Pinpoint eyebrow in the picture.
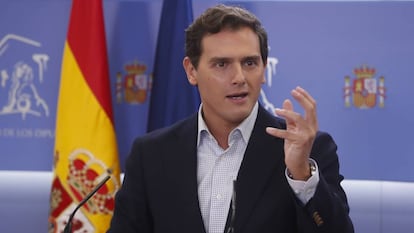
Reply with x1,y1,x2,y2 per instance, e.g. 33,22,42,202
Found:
241,55,261,62
209,55,261,63
209,57,231,63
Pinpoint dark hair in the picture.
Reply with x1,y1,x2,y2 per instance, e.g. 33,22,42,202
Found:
185,4,268,68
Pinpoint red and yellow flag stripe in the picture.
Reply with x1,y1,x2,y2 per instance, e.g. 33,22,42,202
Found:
49,0,120,232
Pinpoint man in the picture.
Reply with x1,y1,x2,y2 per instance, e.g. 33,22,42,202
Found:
107,4,354,233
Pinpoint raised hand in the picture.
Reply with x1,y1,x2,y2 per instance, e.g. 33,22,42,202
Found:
265,86,318,180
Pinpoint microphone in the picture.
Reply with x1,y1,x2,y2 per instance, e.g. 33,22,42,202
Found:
226,180,236,233
63,175,111,233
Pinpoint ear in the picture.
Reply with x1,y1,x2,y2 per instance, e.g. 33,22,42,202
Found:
261,63,267,84
183,57,198,86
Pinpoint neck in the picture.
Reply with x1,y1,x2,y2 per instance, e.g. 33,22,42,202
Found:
205,120,235,150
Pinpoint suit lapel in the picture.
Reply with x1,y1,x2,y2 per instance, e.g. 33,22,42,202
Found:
234,106,285,232
162,115,206,233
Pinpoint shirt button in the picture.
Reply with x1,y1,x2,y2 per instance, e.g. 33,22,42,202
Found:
216,194,222,200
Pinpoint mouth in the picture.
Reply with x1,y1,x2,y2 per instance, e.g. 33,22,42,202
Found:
226,92,248,100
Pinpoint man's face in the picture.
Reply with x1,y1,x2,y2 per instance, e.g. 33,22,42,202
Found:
184,26,266,128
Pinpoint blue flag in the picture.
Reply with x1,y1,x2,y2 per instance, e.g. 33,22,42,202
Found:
147,0,200,132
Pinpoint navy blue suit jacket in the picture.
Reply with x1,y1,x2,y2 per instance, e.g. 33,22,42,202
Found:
108,105,354,233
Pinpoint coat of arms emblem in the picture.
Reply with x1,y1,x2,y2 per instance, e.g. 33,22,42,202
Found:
115,61,151,104
344,65,386,108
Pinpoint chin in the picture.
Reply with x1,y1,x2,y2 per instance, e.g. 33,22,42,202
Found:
228,108,251,123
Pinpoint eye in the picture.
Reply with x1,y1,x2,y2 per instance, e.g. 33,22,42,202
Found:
245,60,255,66
215,61,227,68
244,58,258,67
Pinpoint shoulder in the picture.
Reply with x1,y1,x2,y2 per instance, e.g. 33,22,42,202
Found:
133,112,198,146
313,131,337,151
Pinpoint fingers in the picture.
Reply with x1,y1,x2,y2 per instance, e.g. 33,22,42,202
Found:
294,86,316,108
269,86,318,139
291,86,318,127
265,125,302,141
277,100,298,128
275,86,317,128
291,87,315,115
282,99,293,111
266,126,287,138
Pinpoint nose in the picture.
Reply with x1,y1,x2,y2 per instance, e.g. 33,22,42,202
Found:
231,64,246,85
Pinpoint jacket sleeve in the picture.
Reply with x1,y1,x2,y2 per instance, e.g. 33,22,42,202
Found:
107,138,153,233
295,131,354,233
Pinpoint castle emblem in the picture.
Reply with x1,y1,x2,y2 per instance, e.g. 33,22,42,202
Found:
49,148,120,233
67,148,119,215
115,61,152,104
344,65,386,108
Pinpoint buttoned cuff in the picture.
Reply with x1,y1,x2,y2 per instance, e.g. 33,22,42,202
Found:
285,158,319,204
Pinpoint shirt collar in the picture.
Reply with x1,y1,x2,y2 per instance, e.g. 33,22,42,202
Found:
197,102,259,146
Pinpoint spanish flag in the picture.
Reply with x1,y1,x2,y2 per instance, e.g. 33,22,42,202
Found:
48,0,121,232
